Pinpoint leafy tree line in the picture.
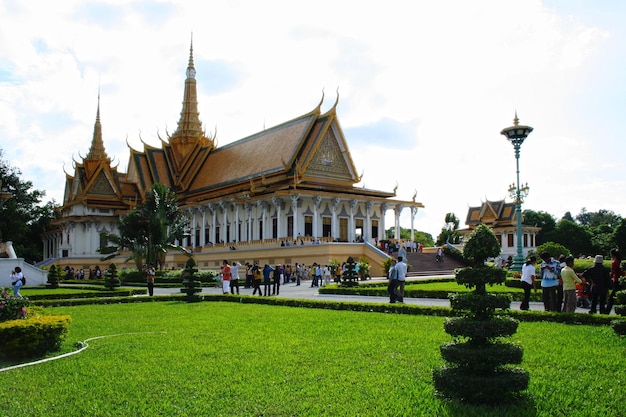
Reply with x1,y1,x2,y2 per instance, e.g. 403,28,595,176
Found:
384,227,434,247
436,207,626,258
0,150,57,264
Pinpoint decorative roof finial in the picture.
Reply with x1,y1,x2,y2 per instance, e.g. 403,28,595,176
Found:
186,33,196,79
513,110,519,126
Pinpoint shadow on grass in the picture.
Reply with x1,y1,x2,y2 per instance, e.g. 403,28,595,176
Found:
440,392,536,417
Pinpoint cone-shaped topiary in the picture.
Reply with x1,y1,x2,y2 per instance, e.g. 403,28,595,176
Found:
181,257,202,302
612,276,626,335
433,224,529,404
103,264,121,290
46,265,61,288
341,256,359,287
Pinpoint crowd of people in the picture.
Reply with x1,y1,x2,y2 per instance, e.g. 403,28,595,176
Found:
218,260,357,296
520,249,622,314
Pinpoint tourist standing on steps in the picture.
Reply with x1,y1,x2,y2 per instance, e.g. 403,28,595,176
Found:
582,255,612,314
146,263,155,296
395,256,407,303
221,259,232,294
230,261,241,295
520,256,536,310
540,252,561,312
561,255,582,313
388,259,398,303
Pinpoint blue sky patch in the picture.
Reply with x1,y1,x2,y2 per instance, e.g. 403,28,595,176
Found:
195,59,241,95
344,117,418,149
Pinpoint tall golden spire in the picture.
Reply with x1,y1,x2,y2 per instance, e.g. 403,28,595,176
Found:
86,91,110,162
171,35,203,142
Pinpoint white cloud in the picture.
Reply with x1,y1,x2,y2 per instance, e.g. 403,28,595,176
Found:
0,0,623,239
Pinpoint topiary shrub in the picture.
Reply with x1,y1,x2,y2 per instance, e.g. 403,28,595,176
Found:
341,256,359,287
433,224,529,404
46,265,61,288
180,257,202,302
0,313,71,359
103,264,121,290
612,276,626,336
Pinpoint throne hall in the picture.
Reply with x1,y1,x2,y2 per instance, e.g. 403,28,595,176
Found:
43,42,423,275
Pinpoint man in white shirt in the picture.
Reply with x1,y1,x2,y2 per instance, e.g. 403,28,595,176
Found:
395,256,408,303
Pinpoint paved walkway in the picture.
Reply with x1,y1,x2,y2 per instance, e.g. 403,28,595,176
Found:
146,275,575,313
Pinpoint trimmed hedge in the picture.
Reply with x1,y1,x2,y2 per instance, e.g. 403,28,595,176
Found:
432,366,530,404
440,340,524,370
443,316,520,340
0,314,71,359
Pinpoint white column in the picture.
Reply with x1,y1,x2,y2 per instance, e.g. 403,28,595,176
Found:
257,200,266,240
394,204,404,240
234,203,240,243
313,195,322,239
208,203,216,244
199,206,206,246
365,201,373,243
410,206,418,243
349,199,358,242
189,208,196,246
291,194,300,240
220,201,229,243
245,203,252,241
331,197,340,239
380,203,388,240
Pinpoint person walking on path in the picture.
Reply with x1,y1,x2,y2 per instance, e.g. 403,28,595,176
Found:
272,264,281,295
230,261,241,295
540,252,561,312
252,264,263,296
520,256,537,310
146,263,155,296
583,255,612,314
221,259,232,295
395,256,407,303
263,264,274,296
607,248,623,313
10,267,24,298
561,255,582,313
388,259,398,303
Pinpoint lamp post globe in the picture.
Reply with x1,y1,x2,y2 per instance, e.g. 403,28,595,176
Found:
500,113,533,272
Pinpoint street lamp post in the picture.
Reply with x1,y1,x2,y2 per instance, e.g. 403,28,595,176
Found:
500,113,533,271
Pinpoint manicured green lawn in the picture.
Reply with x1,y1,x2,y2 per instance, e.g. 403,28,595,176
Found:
1,302,624,416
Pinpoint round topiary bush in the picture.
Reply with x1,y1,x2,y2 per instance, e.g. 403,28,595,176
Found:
433,224,529,403
103,263,121,290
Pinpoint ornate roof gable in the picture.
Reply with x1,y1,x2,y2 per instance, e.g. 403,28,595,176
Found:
298,103,359,184
466,199,517,227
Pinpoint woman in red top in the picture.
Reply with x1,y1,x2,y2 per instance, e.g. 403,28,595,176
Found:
221,259,232,294
607,248,622,313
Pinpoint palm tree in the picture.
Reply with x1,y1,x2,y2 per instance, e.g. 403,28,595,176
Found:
100,183,188,270
140,183,187,269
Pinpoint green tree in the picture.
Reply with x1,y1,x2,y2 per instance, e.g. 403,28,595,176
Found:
102,183,188,270
544,219,592,257
436,212,461,246
613,218,626,253
0,149,57,263
384,227,434,246
535,241,570,258
522,209,556,245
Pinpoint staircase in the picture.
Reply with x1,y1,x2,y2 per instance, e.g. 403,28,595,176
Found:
403,251,466,277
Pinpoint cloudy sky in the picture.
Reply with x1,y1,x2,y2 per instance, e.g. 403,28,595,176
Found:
1,0,625,239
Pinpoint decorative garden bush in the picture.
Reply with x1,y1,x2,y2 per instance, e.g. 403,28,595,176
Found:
0,289,71,360
46,265,61,288
341,256,359,287
433,224,529,404
612,275,626,336
103,263,121,290
181,257,202,302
